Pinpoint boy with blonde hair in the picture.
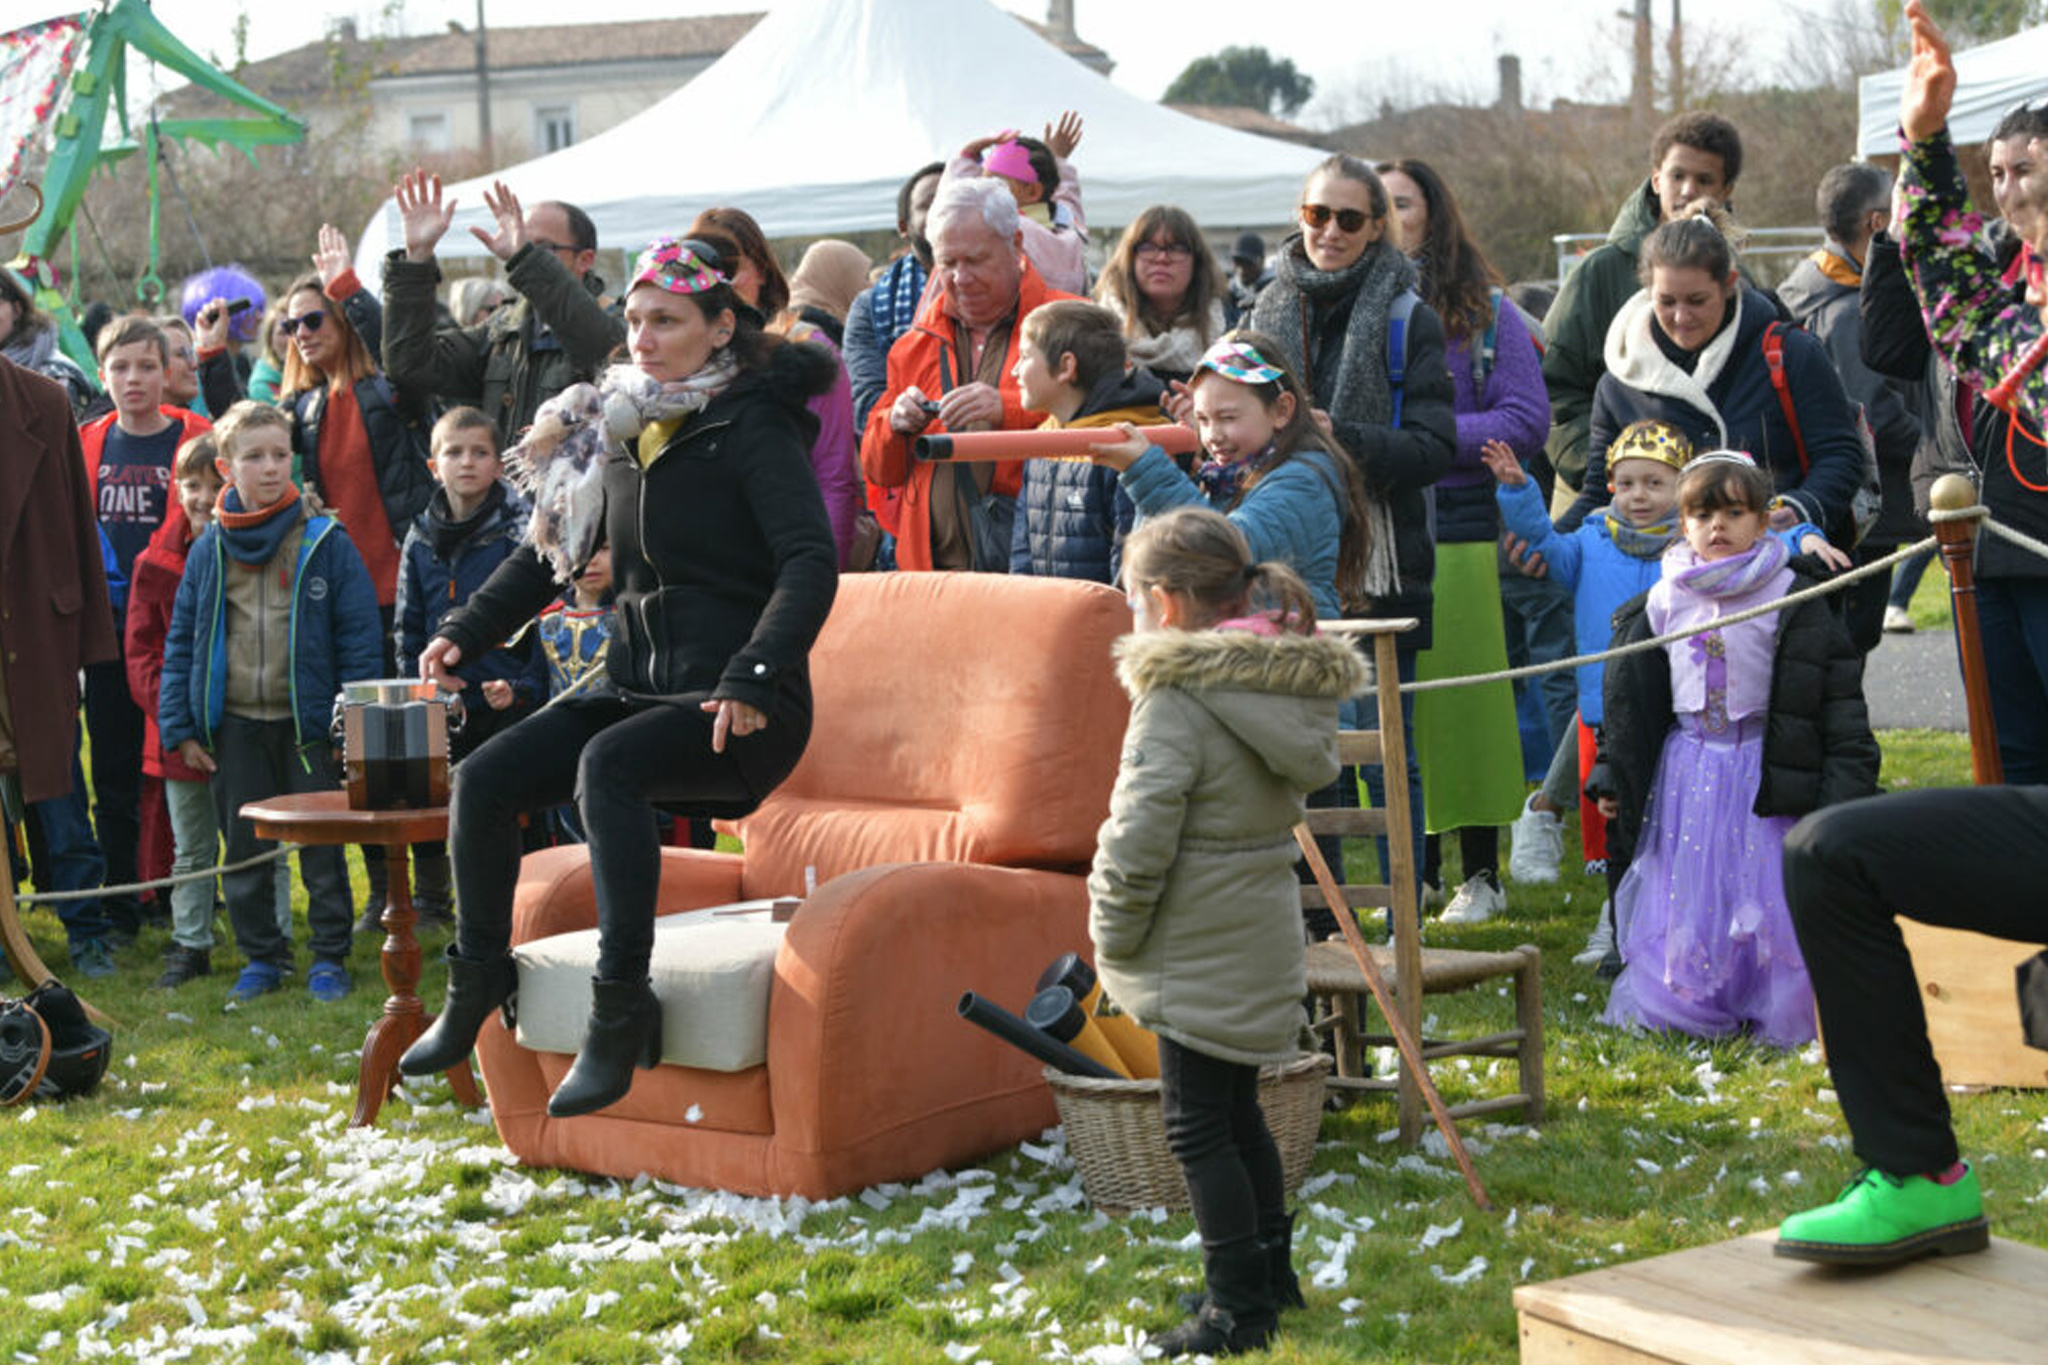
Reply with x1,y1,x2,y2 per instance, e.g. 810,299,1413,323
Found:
160,401,381,1002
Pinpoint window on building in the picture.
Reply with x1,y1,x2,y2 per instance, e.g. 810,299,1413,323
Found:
535,105,575,153
406,111,450,152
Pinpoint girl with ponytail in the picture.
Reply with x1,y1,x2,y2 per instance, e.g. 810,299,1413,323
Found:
1091,506,1367,1357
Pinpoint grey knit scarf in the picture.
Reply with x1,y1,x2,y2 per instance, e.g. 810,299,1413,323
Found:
1248,233,1413,601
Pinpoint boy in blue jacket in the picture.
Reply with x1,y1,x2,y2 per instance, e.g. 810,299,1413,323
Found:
391,406,543,924
161,401,382,1003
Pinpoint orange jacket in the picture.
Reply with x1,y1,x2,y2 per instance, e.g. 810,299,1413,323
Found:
857,259,1078,570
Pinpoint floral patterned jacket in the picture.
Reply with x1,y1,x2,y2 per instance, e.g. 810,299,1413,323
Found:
1899,127,2048,425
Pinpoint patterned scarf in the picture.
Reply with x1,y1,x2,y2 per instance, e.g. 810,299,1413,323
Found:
1249,232,1418,431
1605,513,1680,560
881,256,929,347
1194,441,1280,503
1669,534,1789,600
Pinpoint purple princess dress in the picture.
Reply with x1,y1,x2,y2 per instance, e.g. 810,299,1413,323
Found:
1602,537,1817,1048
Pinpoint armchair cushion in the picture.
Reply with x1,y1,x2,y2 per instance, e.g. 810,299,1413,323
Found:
514,903,789,1072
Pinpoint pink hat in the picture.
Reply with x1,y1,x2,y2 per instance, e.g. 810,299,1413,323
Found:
982,139,1035,183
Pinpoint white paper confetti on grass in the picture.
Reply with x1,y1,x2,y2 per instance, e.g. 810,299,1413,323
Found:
1419,1218,1462,1250
1310,1231,1356,1289
943,1345,982,1362
1431,1255,1488,1286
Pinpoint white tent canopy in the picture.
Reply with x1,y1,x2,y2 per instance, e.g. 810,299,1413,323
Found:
353,0,1325,287
1858,23,2048,157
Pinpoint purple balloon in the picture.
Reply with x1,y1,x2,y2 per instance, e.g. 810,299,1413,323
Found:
179,265,267,344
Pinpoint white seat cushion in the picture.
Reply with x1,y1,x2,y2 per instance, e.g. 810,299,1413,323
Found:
513,901,789,1072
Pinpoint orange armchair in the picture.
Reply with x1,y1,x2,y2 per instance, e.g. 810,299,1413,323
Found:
472,574,1132,1198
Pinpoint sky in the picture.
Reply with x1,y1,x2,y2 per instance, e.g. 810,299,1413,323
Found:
3,0,1859,126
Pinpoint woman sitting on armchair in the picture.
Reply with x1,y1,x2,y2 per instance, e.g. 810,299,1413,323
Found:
400,236,839,1118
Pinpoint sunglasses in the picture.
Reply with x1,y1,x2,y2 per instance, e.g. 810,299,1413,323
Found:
280,311,327,337
1300,203,1372,234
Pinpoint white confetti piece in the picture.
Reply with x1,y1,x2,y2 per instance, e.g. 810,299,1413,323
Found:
1431,1255,1488,1286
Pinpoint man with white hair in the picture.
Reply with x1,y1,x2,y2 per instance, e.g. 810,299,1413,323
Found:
860,178,1080,570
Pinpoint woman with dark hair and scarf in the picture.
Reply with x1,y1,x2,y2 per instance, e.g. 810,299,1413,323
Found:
401,237,838,1119
1095,205,1228,387
1250,154,1457,896
1374,157,1549,923
0,268,95,415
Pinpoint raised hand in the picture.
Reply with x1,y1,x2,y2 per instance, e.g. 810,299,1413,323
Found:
1044,110,1084,160
312,223,353,291
1479,438,1527,486
194,297,231,351
395,168,456,264
469,180,528,261
1900,0,1956,142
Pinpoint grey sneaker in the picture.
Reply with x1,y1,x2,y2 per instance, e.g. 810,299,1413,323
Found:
152,945,212,990
1440,869,1506,924
1573,901,1616,966
70,938,116,979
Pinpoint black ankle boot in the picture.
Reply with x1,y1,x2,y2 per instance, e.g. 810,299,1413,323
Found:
1264,1210,1306,1310
546,977,663,1118
1150,1238,1276,1358
399,947,517,1075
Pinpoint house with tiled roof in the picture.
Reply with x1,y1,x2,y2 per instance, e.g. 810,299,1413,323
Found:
173,6,1111,162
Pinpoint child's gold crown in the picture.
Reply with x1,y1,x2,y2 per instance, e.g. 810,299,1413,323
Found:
1607,420,1691,473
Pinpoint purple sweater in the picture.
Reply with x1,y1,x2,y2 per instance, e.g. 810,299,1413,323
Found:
1435,298,1549,543
801,331,866,569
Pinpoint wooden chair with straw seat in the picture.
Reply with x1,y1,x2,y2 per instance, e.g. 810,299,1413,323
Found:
1301,619,1545,1143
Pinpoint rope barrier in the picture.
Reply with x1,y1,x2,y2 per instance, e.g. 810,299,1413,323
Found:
5,506,2025,901
15,844,298,906
1397,535,1939,695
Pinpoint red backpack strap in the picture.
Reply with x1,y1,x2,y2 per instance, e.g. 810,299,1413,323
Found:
1761,322,1809,473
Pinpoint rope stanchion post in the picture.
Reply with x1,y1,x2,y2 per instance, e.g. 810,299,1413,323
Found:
1930,475,2002,785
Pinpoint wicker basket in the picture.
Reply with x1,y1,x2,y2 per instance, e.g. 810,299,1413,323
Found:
1044,1053,1332,1215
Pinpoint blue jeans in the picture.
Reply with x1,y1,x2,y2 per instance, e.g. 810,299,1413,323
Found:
13,736,113,950
1975,577,2048,785
1888,544,1936,611
1499,566,1578,756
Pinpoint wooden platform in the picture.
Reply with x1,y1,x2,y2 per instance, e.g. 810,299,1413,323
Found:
1515,1231,2048,1364
1902,922,2048,1090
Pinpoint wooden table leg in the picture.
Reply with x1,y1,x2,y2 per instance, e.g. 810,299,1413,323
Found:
351,840,476,1126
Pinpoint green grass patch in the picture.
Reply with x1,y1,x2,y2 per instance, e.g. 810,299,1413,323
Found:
2,730,2041,1362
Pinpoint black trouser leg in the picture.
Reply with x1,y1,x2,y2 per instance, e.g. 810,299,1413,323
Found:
1459,825,1499,878
1782,787,2048,1175
1159,1037,1284,1250
82,656,144,932
450,696,808,976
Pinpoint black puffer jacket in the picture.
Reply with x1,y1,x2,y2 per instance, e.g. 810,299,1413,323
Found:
438,340,840,723
1599,559,1880,868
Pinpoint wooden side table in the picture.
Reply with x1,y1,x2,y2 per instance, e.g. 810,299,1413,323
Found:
241,791,480,1126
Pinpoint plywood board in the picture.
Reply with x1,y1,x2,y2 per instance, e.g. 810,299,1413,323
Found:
1514,1232,2048,1365
1901,922,2048,1091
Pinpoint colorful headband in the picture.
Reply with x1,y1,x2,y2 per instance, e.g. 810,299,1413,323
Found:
1607,420,1692,473
1196,338,1286,386
629,236,727,296
1684,449,1759,473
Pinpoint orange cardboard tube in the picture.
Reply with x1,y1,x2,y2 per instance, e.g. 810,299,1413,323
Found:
915,424,1199,463
1026,985,1135,1078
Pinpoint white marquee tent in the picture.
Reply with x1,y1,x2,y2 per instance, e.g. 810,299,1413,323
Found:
352,0,1326,286
1857,23,2048,157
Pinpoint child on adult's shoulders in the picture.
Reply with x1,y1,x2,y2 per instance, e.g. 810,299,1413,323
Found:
1008,300,1165,584
942,111,1088,295
159,400,382,1006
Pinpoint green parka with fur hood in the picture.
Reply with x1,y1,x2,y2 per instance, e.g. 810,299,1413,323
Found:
1088,625,1369,1066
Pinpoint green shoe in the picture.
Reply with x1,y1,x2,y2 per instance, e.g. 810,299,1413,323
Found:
1775,1164,1990,1266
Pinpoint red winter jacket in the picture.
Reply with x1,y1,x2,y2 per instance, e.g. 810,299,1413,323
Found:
125,508,208,781
858,257,1076,569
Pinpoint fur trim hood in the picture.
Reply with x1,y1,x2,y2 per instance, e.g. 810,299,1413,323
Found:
737,335,840,411
1113,627,1367,791
1114,627,1369,700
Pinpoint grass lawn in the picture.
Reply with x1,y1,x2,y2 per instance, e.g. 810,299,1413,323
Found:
2,729,2042,1363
